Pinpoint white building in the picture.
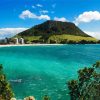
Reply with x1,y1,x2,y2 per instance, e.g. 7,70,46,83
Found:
14,38,24,44
14,38,19,44
19,38,24,44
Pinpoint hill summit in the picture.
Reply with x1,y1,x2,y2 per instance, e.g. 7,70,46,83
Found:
17,20,89,37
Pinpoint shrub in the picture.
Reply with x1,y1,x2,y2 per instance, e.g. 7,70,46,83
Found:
0,64,14,100
67,61,100,100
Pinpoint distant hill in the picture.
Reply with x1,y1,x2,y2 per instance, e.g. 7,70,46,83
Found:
16,20,89,37
12,20,98,44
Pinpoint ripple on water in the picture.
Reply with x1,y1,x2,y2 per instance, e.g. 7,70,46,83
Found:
0,45,100,100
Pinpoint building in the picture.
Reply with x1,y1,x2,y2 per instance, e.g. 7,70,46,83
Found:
19,38,24,44
0,38,9,44
14,38,19,44
14,38,24,44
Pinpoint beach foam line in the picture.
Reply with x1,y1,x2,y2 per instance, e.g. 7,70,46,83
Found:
0,44,64,47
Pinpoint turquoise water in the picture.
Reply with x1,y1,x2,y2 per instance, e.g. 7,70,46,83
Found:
0,45,100,100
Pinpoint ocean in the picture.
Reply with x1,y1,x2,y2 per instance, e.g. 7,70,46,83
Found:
0,44,100,100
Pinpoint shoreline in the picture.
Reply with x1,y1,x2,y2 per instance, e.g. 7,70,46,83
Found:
0,43,100,47
0,44,64,47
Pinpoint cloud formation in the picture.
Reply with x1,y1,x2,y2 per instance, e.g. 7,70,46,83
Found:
0,28,27,39
54,17,67,22
19,10,50,20
36,4,43,7
85,31,100,40
75,11,100,25
19,10,35,19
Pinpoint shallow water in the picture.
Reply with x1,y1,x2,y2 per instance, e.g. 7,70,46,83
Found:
0,45,100,100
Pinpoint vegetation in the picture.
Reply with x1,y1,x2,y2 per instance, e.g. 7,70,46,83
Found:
47,34,98,44
24,95,50,100
17,20,89,37
0,64,14,100
13,34,98,44
11,20,100,44
0,61,100,100
67,61,100,100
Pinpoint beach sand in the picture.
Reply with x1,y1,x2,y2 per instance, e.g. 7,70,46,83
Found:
0,44,64,47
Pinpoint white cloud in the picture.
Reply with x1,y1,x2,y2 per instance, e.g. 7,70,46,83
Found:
38,15,50,20
0,28,27,39
85,31,100,40
19,10,36,19
74,11,100,25
19,10,50,20
54,17,68,22
40,10,48,14
36,4,43,7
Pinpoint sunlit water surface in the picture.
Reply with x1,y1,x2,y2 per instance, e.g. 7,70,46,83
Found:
0,45,100,100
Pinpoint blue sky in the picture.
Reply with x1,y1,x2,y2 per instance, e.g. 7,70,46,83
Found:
0,0,100,39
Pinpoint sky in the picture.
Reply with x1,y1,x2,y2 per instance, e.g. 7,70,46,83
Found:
0,0,100,39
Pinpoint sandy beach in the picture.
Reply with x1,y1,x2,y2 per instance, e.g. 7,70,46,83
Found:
0,44,99,47
0,44,64,47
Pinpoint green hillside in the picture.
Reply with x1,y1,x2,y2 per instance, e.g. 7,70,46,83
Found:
17,20,89,37
13,20,98,44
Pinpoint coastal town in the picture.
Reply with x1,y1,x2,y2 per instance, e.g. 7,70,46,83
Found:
0,37,24,45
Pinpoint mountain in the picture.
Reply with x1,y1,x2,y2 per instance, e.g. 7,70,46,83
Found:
16,20,89,37
13,20,98,44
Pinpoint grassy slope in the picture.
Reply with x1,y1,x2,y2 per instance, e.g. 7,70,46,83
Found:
14,34,98,44
48,34,97,42
23,36,42,41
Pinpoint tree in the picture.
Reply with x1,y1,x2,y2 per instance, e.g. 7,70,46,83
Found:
0,64,14,100
93,61,100,68
67,61,100,100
